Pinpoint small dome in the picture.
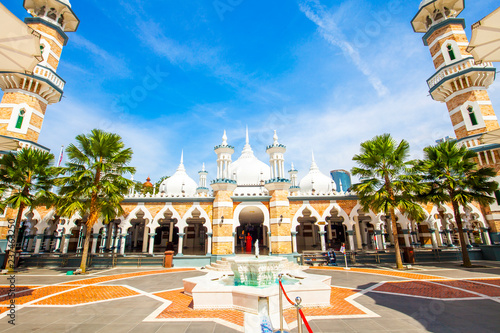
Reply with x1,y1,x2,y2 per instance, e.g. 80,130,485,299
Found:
143,177,153,188
229,130,270,186
299,153,334,193
159,152,197,196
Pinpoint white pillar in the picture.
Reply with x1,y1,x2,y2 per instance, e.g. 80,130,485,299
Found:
482,228,492,245
375,229,385,250
62,234,71,254
429,229,438,249
91,234,99,254
206,232,212,255
148,233,155,254
360,222,368,245
120,234,127,255
142,224,149,253
446,229,454,246
353,220,363,250
463,229,471,246
177,233,185,256
291,231,298,253
232,232,236,254
347,229,355,251
319,231,326,251
99,229,107,253
403,230,411,247
169,222,174,242
34,235,43,254
112,229,120,253
468,230,475,244
53,235,62,252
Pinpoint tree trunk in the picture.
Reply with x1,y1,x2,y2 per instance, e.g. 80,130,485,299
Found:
390,208,404,269
451,200,472,267
79,221,94,273
7,202,25,272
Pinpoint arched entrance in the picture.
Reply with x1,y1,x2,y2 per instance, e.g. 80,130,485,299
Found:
183,208,207,255
296,208,319,252
324,208,346,251
236,206,268,255
153,209,179,253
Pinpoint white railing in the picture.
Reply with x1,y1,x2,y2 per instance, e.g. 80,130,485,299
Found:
33,66,65,90
427,58,494,90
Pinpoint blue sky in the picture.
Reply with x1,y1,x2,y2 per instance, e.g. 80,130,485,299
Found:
5,0,500,184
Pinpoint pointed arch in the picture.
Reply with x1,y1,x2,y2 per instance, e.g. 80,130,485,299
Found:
34,209,57,233
151,203,183,231
233,202,270,233
291,202,322,231
320,202,349,226
182,203,213,233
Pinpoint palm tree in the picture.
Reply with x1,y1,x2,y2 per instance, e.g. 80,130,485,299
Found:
56,129,135,273
0,148,56,272
352,134,426,269
420,140,497,267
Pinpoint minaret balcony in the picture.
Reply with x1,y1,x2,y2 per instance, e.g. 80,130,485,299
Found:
427,57,496,102
0,65,65,103
265,178,291,184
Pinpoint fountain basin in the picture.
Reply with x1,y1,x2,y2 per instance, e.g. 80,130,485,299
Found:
183,269,331,314
227,256,287,287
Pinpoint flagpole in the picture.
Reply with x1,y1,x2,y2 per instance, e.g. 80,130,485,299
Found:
57,145,64,167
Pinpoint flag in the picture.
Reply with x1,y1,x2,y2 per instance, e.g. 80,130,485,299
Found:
57,145,64,167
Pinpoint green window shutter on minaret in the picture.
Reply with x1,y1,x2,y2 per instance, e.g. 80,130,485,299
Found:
468,107,478,126
15,110,25,129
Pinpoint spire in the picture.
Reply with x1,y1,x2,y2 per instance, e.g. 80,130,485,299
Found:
202,162,206,172
222,130,227,146
310,151,319,171
273,130,279,145
177,150,186,172
242,126,254,155
291,162,295,171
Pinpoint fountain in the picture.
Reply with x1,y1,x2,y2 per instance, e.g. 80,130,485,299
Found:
183,256,332,330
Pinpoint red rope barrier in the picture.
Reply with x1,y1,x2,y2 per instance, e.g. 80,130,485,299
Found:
279,280,295,306
279,280,314,333
299,308,314,333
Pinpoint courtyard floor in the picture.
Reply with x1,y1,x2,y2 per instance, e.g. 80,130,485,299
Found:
0,261,499,332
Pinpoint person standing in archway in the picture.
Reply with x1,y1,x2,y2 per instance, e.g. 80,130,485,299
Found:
246,232,252,253
239,230,246,253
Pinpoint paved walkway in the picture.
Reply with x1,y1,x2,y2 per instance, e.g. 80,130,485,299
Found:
0,262,498,332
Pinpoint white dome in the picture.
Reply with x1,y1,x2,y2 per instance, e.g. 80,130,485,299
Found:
299,153,334,193
159,153,197,196
229,132,270,186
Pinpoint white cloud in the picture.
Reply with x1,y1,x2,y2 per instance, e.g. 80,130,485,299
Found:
70,34,131,78
299,0,389,97
37,97,171,182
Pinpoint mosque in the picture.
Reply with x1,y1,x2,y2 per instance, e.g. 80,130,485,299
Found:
0,0,498,262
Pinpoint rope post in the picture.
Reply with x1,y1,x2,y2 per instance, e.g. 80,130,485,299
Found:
278,273,284,332
295,296,303,333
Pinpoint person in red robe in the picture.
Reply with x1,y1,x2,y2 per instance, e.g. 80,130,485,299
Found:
246,233,252,253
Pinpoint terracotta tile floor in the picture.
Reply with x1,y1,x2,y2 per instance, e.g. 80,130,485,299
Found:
0,286,76,305
33,285,139,305
154,289,245,327
283,287,365,323
373,281,479,298
0,286,40,297
471,278,500,287
434,279,500,297
62,268,196,286
309,266,445,280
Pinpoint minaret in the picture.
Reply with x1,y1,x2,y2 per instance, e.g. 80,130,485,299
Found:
288,163,299,192
265,131,291,254
412,0,500,242
411,0,497,144
0,0,79,146
266,130,287,181
197,163,209,195
211,131,237,255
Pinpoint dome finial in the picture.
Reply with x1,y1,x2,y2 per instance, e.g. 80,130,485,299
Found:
273,130,279,145
177,150,186,172
222,130,227,146
291,162,295,170
242,126,254,156
310,151,319,170
202,162,206,172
